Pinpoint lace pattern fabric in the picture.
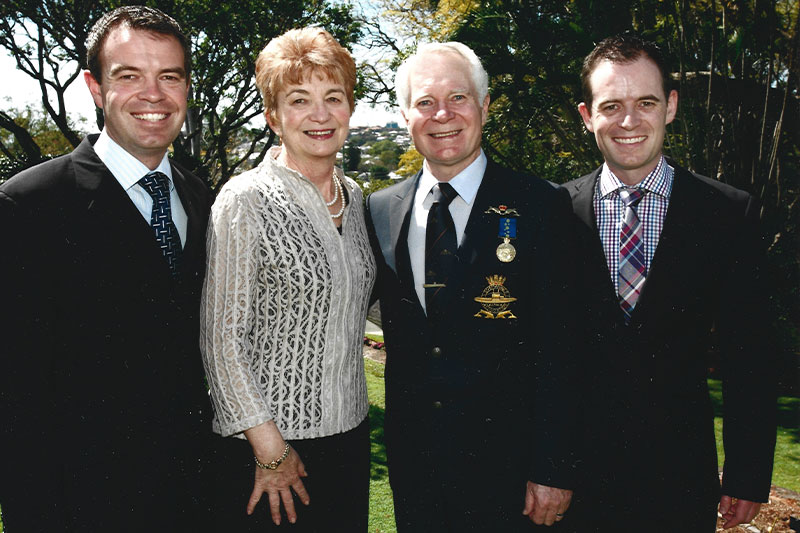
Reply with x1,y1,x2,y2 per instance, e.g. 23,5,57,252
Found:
200,150,376,439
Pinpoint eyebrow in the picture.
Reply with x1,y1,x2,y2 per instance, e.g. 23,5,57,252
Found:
596,93,662,107
107,64,186,78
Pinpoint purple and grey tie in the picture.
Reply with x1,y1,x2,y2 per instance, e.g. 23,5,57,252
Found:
618,188,646,324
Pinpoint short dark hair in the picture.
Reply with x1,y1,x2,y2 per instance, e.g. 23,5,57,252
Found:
581,34,671,110
86,5,191,81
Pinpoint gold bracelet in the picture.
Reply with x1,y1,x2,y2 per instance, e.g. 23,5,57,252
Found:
254,443,290,470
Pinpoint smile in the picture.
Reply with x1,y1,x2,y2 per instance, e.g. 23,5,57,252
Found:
614,136,646,144
132,113,168,122
430,130,460,139
306,129,335,137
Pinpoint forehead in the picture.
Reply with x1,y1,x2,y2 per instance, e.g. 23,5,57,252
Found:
407,51,474,95
100,26,184,64
589,56,666,103
283,69,345,91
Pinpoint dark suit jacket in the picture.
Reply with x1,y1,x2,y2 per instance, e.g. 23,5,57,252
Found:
0,135,214,531
366,159,580,529
563,163,776,530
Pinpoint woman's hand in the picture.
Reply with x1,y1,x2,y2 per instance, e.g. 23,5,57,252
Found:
244,422,310,524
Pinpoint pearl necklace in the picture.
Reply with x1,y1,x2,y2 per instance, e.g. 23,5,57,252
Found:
329,174,346,219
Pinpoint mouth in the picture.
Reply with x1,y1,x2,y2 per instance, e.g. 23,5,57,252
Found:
306,129,335,139
430,130,460,139
132,113,169,122
613,136,646,145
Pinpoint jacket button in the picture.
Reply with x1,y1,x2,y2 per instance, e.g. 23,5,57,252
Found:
432,401,443,409
431,346,442,358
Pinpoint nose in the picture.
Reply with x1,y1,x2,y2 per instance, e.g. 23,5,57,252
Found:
310,100,332,122
139,77,165,103
432,101,454,122
620,107,641,129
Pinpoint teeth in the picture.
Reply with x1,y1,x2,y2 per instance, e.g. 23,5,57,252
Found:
307,130,334,137
431,130,459,138
615,136,646,144
133,113,167,122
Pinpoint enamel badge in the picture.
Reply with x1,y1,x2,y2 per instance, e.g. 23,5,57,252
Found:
485,205,519,263
474,275,517,319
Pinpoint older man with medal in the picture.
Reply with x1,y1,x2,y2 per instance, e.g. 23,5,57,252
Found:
366,41,582,532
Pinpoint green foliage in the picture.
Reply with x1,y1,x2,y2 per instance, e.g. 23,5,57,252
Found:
0,0,361,190
344,142,362,172
370,165,389,181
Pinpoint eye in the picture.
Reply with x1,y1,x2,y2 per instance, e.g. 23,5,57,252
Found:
327,96,342,103
640,100,656,108
416,99,432,108
602,103,619,112
452,94,466,102
292,98,306,105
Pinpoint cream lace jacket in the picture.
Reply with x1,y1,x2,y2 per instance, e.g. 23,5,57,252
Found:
200,150,376,440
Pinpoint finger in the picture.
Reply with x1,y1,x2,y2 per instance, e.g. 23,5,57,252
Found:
293,477,311,506
522,487,535,516
718,494,732,516
268,490,283,525
281,488,298,524
246,484,263,516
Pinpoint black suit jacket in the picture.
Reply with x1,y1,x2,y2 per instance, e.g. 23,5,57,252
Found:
0,136,214,531
563,163,776,528
366,159,580,528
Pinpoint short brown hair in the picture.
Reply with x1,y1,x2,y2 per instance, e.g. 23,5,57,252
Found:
581,34,671,111
86,5,191,81
255,27,356,120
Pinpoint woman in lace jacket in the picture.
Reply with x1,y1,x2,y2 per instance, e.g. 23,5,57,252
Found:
200,27,376,531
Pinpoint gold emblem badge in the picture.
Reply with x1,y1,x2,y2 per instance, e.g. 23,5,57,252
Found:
474,275,517,319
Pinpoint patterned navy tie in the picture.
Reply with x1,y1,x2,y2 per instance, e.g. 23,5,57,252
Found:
424,182,458,316
618,188,646,323
139,171,182,276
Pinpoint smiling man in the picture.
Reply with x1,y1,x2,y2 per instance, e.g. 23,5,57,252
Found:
564,34,776,532
0,6,214,530
366,42,581,531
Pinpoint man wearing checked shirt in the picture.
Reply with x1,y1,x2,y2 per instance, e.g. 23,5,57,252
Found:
563,34,776,532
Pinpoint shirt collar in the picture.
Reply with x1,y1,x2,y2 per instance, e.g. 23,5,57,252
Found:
94,129,174,192
418,149,486,205
598,155,671,199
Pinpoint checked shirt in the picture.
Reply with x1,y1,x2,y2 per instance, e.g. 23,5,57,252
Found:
594,156,674,304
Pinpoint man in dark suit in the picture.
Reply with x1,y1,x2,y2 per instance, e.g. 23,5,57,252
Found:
563,34,776,532
366,42,579,531
0,6,213,530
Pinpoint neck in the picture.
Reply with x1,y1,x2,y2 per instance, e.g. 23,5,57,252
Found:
277,148,335,188
609,157,662,187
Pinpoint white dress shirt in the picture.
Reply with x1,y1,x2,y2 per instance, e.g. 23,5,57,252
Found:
409,150,487,311
93,130,188,245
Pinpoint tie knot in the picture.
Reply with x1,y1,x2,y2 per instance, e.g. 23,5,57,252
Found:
619,187,645,207
431,182,457,207
139,171,171,200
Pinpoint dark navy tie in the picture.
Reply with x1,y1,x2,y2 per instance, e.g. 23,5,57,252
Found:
424,182,458,316
138,171,182,276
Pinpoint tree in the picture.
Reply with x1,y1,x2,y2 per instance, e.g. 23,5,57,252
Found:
0,103,76,182
0,0,361,190
344,141,362,171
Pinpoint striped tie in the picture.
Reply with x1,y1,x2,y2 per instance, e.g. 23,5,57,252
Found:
618,188,646,323
139,171,182,276
424,182,458,316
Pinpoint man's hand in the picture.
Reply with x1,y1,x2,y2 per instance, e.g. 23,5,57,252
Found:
719,495,761,529
522,481,573,526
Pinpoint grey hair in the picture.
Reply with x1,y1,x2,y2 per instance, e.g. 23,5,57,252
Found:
394,42,489,112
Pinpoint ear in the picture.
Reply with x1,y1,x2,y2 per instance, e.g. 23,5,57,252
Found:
84,71,104,109
265,110,281,136
480,94,490,126
665,89,678,125
578,102,594,133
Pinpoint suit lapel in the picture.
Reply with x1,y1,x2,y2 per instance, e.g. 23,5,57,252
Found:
631,166,700,320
